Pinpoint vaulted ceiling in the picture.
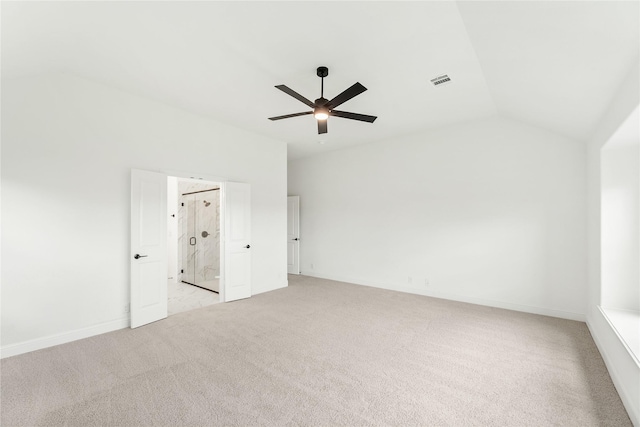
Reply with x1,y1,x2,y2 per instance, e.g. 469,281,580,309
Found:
2,1,638,159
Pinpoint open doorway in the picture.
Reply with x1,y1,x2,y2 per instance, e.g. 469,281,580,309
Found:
168,176,221,316
131,169,252,328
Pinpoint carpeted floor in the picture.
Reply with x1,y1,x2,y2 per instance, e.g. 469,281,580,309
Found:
0,275,631,426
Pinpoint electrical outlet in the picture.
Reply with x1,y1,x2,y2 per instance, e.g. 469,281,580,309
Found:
408,276,413,284
124,304,130,314
425,278,430,287
310,263,314,270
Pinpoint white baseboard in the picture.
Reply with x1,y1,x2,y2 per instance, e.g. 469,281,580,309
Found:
2,279,289,360
1,317,130,359
587,309,640,426
301,270,585,322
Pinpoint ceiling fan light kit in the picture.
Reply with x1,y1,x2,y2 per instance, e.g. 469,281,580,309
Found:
314,107,329,120
269,66,377,135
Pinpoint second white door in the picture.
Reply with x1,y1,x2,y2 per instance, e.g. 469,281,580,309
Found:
222,182,252,302
287,196,300,274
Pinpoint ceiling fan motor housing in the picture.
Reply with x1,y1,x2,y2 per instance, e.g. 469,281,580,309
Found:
317,66,329,78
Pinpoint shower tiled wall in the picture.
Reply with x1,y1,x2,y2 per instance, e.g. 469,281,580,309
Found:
194,190,220,282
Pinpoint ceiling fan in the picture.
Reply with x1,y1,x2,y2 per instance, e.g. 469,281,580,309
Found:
269,66,377,134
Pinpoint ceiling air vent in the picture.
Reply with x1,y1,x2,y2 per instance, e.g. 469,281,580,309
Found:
430,74,451,87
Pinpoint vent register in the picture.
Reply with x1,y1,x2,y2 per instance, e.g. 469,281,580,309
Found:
430,74,451,86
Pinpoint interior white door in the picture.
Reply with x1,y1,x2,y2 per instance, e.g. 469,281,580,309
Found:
222,182,251,302
130,169,168,328
287,196,300,274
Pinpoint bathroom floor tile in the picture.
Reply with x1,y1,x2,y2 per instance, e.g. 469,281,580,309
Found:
168,281,219,316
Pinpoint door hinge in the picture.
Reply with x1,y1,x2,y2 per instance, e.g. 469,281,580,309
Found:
181,202,184,206
181,269,184,273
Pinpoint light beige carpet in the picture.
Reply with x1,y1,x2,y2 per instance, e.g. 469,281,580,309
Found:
1,275,631,426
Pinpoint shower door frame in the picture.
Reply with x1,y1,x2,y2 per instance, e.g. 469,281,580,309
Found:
170,174,225,297
180,185,221,293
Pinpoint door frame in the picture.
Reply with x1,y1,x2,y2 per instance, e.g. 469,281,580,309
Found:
131,169,243,328
163,170,229,303
132,168,253,327
287,196,301,274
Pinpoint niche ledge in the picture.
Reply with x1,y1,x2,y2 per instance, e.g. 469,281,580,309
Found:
599,306,640,367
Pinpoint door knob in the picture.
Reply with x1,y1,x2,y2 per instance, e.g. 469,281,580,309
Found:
245,245,251,249
293,238,299,241
134,254,148,259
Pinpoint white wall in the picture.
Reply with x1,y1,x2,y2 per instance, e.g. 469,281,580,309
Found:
288,116,587,319
601,140,639,311
586,61,640,425
1,73,288,355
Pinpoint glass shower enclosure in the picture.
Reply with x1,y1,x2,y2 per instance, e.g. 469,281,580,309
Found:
180,187,220,293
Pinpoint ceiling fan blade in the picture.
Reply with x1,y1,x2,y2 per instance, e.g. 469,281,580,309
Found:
330,110,377,123
275,85,316,108
327,82,367,109
268,111,313,121
318,120,327,134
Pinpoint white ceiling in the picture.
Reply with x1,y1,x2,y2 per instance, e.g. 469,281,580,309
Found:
2,1,638,159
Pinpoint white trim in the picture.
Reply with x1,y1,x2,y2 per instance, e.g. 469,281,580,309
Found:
301,270,586,322
587,309,639,426
0,317,130,359
0,278,288,360
162,169,227,184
